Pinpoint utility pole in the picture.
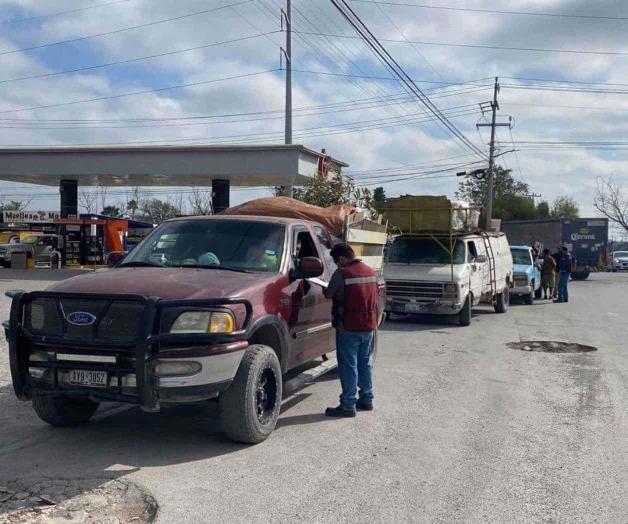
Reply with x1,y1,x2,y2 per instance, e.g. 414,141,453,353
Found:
284,0,292,145
477,77,511,230
279,0,293,198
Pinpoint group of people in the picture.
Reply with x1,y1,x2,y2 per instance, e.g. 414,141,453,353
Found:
538,246,574,303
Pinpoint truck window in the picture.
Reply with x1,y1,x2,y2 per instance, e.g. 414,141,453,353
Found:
122,219,285,272
511,248,532,265
467,241,478,262
294,230,319,260
389,237,465,264
313,226,337,272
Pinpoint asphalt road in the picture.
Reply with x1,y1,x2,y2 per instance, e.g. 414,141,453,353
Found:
1,269,628,522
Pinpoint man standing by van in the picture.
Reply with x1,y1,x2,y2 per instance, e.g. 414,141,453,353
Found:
555,246,573,303
323,243,378,417
540,248,556,300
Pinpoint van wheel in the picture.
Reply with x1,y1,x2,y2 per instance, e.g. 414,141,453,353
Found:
458,295,472,326
494,288,509,313
524,288,534,305
219,344,282,444
32,395,99,427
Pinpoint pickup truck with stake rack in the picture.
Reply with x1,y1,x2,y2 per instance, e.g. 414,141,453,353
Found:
4,209,385,444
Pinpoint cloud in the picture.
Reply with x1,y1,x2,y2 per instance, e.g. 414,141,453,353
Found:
0,0,627,217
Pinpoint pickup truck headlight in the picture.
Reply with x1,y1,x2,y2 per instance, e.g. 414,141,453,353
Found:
170,311,235,334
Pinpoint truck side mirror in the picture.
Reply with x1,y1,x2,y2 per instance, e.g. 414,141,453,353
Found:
291,256,324,279
107,251,126,267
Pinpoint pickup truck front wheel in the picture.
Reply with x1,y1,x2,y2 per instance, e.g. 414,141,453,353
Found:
219,344,282,444
32,395,99,427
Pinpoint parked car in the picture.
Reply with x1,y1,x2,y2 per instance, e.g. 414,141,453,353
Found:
0,234,62,268
509,245,542,304
384,232,513,326
608,251,628,272
4,215,385,444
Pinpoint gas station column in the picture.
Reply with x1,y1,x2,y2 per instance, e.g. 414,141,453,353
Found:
212,179,230,214
59,179,78,218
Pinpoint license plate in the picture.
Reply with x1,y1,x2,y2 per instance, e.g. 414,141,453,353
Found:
67,369,107,387
405,303,424,313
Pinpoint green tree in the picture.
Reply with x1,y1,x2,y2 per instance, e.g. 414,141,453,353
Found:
142,199,181,223
278,172,376,213
0,199,29,211
373,186,386,204
456,166,536,220
550,197,579,219
536,201,550,218
102,205,122,218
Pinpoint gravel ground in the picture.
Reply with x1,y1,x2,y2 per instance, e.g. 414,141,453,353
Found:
1,269,627,522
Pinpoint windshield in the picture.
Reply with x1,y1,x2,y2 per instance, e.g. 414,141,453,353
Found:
388,237,466,264
20,236,40,245
511,248,532,266
614,251,628,258
121,219,285,272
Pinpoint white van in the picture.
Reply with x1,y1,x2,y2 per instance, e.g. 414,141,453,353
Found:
384,232,514,325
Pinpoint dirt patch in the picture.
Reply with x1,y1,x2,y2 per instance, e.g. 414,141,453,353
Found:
507,341,598,353
0,478,157,523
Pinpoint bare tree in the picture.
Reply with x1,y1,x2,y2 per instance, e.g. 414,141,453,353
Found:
188,187,213,215
594,176,628,232
79,189,98,214
98,184,108,214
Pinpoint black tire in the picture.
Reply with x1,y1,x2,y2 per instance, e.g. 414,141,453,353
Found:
219,344,282,444
32,395,99,427
495,288,510,313
458,294,472,326
524,289,534,305
534,284,542,299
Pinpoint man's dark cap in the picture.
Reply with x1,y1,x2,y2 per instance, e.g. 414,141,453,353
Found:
330,243,355,259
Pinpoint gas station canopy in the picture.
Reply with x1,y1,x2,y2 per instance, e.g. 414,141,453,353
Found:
0,144,348,187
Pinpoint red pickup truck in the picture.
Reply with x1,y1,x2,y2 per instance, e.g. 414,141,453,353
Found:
5,215,385,443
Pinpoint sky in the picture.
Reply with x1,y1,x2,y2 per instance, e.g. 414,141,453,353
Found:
0,0,627,219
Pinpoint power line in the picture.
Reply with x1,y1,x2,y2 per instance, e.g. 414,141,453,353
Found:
0,106,481,146
330,0,487,159
0,0,252,57
350,0,628,22
0,69,279,115
0,101,479,130
294,30,628,57
1,0,133,26
0,32,280,85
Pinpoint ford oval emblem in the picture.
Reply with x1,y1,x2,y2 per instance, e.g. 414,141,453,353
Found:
66,311,97,326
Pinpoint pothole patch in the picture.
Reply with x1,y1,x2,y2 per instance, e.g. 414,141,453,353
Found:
0,478,157,523
507,341,598,353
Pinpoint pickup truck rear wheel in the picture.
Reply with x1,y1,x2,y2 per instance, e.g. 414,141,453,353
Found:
219,344,282,444
494,288,510,313
32,395,99,427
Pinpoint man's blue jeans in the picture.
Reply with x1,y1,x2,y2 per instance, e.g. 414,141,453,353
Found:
336,331,374,411
558,272,570,302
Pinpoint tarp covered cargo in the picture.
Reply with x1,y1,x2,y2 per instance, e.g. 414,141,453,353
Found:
381,195,480,233
220,196,353,237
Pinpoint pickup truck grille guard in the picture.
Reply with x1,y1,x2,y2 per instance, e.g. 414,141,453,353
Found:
6,291,253,412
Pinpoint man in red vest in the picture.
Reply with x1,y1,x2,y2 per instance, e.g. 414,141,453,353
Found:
323,243,378,417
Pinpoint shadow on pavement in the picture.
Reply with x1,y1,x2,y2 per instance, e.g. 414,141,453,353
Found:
0,366,335,513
